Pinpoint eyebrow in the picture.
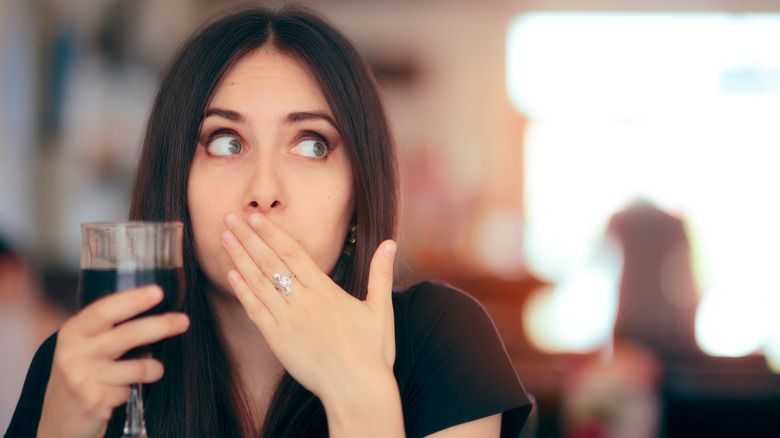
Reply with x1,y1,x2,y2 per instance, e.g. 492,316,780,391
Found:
284,111,338,131
203,108,245,123
203,108,339,132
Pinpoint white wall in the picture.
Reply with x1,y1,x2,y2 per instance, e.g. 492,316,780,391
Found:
0,0,38,255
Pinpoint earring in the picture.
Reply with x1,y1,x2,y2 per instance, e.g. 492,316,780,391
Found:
342,224,357,256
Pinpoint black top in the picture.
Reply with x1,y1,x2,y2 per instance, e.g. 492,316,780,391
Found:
6,281,532,437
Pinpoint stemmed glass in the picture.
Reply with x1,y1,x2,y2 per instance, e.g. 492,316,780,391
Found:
78,222,185,438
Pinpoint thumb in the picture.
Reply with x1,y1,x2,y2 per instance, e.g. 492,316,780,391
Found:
365,240,397,313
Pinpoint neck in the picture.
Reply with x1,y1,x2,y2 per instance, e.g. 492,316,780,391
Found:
208,288,284,429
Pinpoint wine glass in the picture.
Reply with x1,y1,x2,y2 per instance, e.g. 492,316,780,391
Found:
78,222,185,438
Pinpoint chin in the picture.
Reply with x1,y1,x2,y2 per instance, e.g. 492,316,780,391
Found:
298,240,337,273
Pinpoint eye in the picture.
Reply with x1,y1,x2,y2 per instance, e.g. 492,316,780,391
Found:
292,138,330,158
207,136,243,156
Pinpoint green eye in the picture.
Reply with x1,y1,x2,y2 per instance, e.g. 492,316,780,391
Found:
295,139,329,158
312,141,327,157
208,137,243,156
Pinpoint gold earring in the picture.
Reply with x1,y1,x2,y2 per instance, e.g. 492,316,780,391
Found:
342,224,357,256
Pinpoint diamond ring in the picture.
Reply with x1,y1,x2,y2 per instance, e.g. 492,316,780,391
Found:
272,273,294,295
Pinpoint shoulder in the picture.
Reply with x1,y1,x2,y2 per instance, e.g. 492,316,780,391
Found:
21,332,56,378
32,332,57,367
5,332,58,436
391,282,533,437
392,280,505,360
392,280,489,324
392,280,499,348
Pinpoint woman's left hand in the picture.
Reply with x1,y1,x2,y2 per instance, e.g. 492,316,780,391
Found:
220,212,397,402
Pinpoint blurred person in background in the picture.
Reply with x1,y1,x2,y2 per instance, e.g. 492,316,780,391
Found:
0,235,67,432
6,6,532,438
608,199,699,362
560,199,698,438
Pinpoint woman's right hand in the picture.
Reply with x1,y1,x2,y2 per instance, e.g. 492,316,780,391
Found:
37,285,190,438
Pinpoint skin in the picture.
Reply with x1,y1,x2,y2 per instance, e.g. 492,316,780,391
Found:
187,48,355,304
194,48,500,437
188,47,402,435
36,48,500,438
38,286,190,438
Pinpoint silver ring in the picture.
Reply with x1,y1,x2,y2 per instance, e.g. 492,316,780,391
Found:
272,273,294,295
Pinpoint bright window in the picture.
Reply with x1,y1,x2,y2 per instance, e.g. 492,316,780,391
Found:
509,13,780,357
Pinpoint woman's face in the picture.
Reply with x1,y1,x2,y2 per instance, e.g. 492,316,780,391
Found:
187,48,355,294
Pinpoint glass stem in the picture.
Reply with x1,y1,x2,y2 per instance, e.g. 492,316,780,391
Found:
122,383,148,438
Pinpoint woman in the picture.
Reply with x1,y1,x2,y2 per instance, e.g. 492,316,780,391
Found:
7,6,532,438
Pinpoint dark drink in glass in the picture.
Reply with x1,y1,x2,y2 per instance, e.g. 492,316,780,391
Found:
78,221,184,438
78,267,185,358
78,267,185,318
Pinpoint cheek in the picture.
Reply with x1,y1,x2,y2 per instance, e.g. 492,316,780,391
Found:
186,169,242,292
188,165,232,224
187,171,228,260
187,181,209,257
187,176,210,232
303,190,354,273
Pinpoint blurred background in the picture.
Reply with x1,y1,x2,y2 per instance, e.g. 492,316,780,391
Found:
3,0,780,436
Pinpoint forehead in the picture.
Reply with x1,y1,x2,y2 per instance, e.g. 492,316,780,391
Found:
210,49,330,112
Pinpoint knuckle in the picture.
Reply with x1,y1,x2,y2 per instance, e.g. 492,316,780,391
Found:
231,247,249,264
66,368,90,391
55,349,77,368
374,261,393,279
258,258,277,273
79,389,105,414
279,244,299,261
244,299,264,315
248,275,266,292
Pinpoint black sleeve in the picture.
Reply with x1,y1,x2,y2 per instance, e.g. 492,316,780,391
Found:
4,333,57,438
393,282,533,438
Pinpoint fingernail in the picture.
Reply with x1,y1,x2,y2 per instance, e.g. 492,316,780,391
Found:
224,213,240,229
175,314,190,330
383,241,397,257
249,214,263,229
228,270,242,284
222,231,238,248
147,285,163,300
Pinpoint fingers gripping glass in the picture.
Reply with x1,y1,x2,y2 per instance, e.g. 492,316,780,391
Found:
78,222,185,438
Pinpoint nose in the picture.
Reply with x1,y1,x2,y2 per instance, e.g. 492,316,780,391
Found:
242,155,284,214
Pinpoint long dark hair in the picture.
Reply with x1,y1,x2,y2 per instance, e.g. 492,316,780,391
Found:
123,6,398,437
